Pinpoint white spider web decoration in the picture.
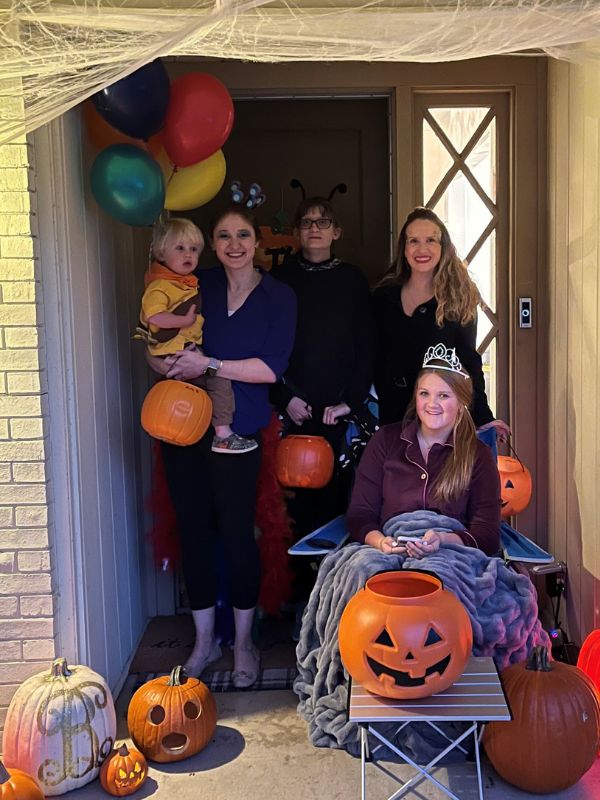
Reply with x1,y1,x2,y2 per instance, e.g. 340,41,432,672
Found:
2,0,600,145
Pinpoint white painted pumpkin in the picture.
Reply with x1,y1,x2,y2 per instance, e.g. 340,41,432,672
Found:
3,657,116,796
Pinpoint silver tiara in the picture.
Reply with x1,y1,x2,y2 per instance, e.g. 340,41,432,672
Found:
422,344,468,378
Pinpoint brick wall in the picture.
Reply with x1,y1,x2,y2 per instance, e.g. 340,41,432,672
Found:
0,125,55,731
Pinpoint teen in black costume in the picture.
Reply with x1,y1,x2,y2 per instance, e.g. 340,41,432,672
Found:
272,195,374,600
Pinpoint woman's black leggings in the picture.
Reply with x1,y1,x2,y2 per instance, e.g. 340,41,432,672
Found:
160,432,262,610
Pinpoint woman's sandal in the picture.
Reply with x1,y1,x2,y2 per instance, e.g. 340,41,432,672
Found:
183,641,222,678
232,646,260,689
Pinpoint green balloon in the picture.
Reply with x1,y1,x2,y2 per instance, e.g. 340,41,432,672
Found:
91,144,165,226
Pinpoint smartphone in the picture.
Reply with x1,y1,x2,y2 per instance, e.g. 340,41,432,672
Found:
393,535,424,543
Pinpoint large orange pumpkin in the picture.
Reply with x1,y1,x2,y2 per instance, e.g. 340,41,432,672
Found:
497,455,532,518
483,646,600,793
0,761,44,800
275,435,334,489
339,570,472,699
141,380,212,446
127,666,217,763
100,743,148,796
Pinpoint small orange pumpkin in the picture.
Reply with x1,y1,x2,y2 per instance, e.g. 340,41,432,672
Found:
275,435,334,489
497,455,532,518
339,570,473,699
127,666,217,763
141,380,212,446
0,760,44,800
100,743,147,796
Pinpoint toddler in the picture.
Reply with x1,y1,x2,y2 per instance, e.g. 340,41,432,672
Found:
137,217,257,454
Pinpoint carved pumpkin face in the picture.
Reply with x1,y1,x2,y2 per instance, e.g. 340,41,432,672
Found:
339,571,473,699
127,667,216,763
100,744,147,797
497,456,532,518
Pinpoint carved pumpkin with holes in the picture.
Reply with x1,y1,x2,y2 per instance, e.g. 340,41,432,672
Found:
339,571,472,699
497,456,532,518
126,666,216,763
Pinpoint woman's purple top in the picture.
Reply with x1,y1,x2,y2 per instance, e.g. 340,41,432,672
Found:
199,266,297,436
346,419,501,555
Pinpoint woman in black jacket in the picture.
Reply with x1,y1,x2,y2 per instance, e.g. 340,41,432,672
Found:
373,206,509,437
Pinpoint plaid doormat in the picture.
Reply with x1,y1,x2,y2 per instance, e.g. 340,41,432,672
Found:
127,666,298,695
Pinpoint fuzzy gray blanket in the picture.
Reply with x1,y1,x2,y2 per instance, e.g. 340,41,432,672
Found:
293,510,549,760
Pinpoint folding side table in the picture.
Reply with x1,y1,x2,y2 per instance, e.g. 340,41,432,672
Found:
348,655,511,800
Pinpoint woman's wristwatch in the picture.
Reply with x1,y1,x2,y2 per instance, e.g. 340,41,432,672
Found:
205,357,223,377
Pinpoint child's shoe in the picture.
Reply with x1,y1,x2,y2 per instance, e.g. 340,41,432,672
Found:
211,433,258,454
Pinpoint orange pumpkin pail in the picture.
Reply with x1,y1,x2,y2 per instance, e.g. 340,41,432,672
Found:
339,570,473,699
141,380,212,446
497,455,532,518
275,434,334,489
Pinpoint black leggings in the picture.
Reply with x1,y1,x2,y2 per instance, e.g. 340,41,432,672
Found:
161,432,262,610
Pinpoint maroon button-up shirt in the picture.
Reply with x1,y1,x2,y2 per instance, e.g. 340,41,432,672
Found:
346,419,501,555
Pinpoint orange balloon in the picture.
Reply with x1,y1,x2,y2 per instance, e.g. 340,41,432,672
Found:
83,102,163,157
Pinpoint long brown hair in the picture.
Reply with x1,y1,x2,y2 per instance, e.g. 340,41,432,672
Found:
383,207,482,326
405,363,478,502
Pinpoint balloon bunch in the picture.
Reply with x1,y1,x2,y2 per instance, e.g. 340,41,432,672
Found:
87,60,233,226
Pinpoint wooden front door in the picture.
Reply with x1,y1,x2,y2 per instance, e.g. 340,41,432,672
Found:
170,55,546,536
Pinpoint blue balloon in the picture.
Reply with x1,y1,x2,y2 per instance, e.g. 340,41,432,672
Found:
91,144,165,227
92,59,170,140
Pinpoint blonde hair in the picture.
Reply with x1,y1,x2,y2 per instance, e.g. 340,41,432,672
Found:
382,207,482,327
405,363,478,503
152,217,204,263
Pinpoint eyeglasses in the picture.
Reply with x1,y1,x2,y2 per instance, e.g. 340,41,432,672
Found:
298,217,334,230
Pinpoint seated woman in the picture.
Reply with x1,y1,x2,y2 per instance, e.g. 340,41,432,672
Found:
293,344,548,754
347,343,501,558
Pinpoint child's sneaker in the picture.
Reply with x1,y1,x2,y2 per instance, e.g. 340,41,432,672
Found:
211,433,258,454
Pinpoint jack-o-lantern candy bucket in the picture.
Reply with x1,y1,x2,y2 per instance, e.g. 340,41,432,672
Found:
141,380,213,447
275,435,334,489
339,570,473,699
497,455,532,518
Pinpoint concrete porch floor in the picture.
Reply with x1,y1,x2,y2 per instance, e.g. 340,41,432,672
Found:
64,686,600,799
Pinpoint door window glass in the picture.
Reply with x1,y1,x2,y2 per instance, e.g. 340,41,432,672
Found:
422,106,498,414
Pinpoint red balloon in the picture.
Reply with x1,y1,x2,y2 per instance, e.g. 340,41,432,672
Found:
163,73,234,167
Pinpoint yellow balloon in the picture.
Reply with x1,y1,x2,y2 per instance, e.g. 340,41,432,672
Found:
159,149,226,211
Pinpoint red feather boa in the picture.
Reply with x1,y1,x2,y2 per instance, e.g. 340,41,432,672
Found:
146,414,294,614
